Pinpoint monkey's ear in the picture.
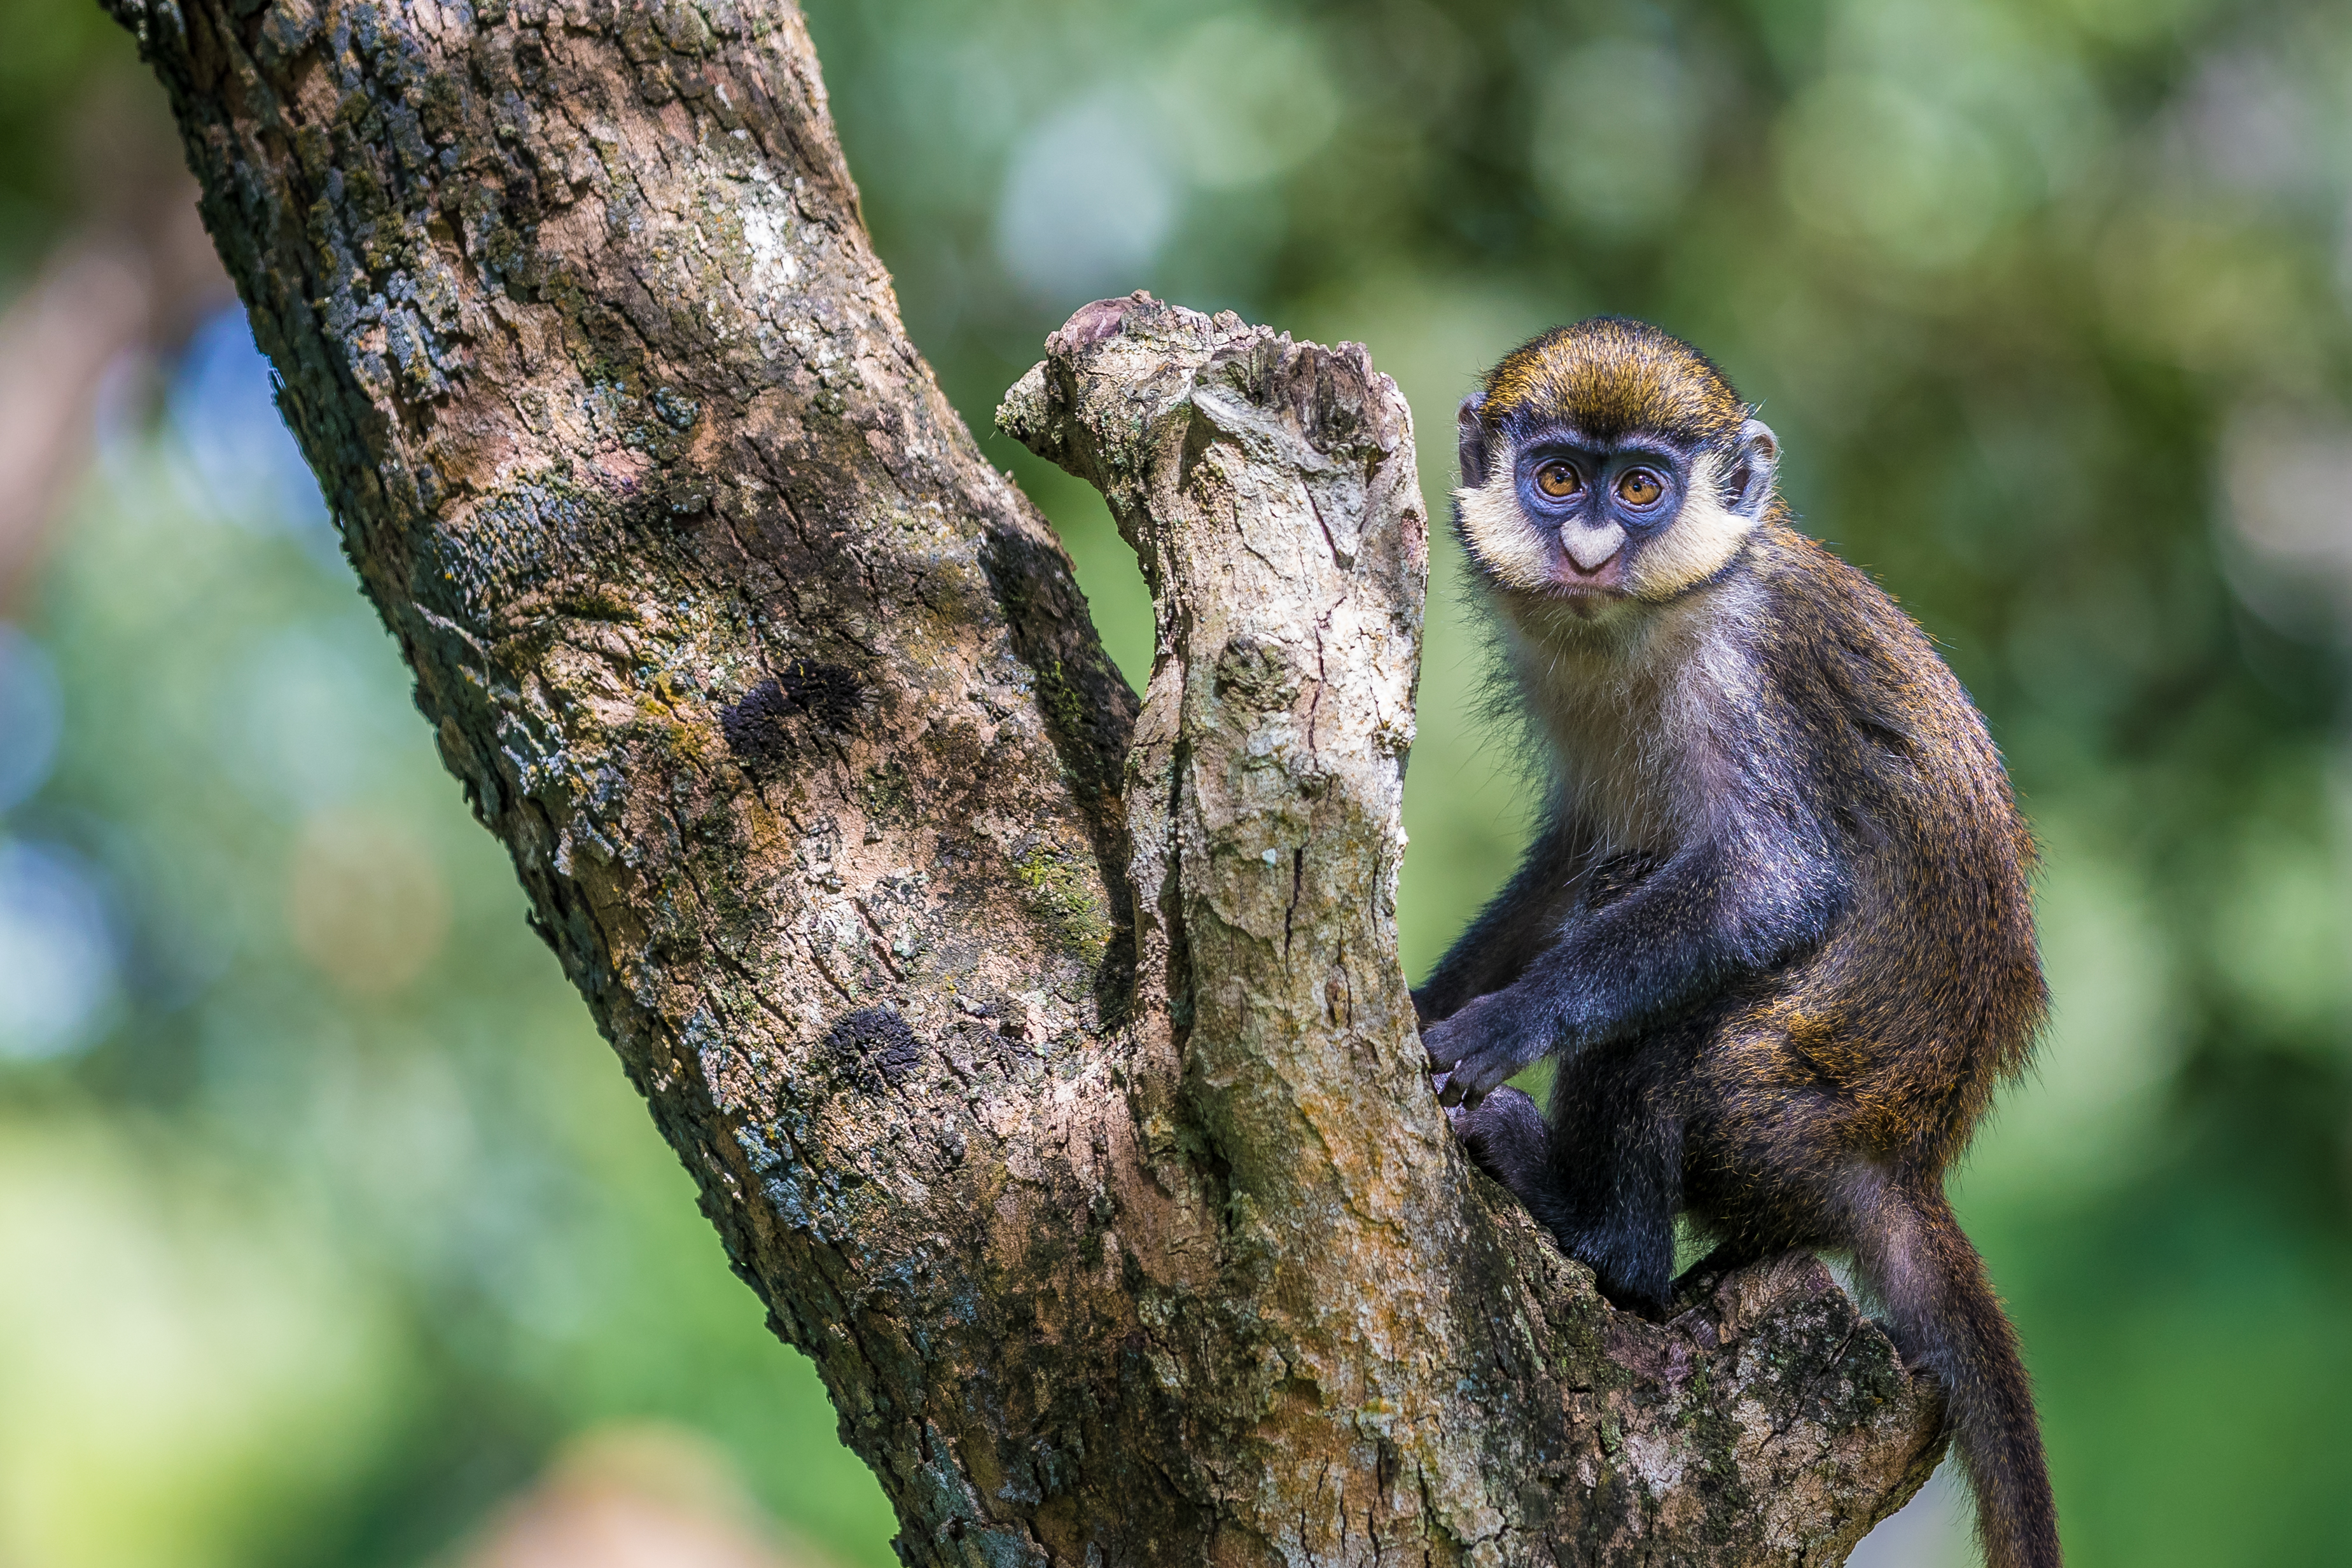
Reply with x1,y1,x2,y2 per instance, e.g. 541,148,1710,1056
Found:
1726,418,1779,516
1458,396,1491,488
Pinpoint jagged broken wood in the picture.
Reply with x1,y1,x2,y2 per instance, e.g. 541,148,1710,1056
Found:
996,291,1945,1562
106,0,1944,1560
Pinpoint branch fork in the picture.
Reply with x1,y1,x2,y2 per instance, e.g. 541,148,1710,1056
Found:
111,0,1947,1551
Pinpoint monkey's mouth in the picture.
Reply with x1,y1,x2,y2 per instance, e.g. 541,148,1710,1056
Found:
1543,553,1627,605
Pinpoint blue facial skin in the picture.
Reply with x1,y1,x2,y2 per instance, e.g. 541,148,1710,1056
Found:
1511,430,1695,544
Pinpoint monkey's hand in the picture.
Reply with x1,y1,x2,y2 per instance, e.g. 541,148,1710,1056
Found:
1421,992,1548,1107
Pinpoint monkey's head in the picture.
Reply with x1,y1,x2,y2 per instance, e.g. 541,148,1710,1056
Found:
1454,317,1780,621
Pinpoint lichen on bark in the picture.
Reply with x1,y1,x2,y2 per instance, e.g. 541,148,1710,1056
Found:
109,0,1946,1560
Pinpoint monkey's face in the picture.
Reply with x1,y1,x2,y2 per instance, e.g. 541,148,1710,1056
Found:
1452,320,1780,621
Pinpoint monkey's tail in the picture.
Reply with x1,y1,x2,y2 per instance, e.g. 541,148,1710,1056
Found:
1856,1184,2060,1568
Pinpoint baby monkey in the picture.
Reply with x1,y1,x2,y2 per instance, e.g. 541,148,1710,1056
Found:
1419,319,2057,1568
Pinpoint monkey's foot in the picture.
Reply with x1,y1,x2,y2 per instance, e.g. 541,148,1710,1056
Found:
1445,1083,1550,1193
1671,1241,1767,1313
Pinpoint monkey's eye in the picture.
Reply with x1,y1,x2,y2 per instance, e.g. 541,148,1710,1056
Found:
1533,461,1582,499
1616,469,1666,508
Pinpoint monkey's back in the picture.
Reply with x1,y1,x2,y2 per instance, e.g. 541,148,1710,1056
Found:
1690,523,2046,1189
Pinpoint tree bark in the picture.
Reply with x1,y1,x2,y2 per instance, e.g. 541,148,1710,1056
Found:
107,1,1945,1561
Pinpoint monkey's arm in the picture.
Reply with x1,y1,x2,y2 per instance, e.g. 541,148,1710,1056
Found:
1423,807,1843,1103
1412,815,1588,1026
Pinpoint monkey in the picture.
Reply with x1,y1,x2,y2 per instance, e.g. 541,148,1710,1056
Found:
1416,317,2058,1568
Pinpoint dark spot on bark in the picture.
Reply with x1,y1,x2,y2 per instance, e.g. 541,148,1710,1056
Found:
777,660,865,727
825,1005,922,1090
721,660,866,764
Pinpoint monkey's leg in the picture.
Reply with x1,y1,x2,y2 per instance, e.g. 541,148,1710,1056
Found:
1447,1071,1678,1314
1522,1050,1682,1316
1671,1137,1807,1294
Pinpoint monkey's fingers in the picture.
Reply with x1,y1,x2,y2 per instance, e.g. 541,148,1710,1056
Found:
1432,1068,1488,1111
1421,1021,1464,1074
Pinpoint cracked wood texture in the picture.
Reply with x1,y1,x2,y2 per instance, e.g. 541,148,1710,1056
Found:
109,1,1946,1561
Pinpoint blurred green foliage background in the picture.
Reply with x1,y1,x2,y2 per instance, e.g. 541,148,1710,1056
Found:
1,0,2349,1564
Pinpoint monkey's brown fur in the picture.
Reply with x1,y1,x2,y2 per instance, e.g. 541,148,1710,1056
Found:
1419,319,2058,1568
1482,316,1752,446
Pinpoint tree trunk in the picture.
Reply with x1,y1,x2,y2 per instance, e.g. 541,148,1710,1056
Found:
106,1,1944,1561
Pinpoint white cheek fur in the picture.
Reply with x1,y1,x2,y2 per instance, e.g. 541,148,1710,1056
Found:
1454,476,1555,594
1627,451,1759,599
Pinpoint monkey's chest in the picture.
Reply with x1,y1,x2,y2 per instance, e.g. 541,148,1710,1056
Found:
1538,686,1707,854
1515,599,1753,856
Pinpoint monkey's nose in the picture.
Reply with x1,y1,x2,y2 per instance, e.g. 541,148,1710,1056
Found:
1560,522,1625,574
